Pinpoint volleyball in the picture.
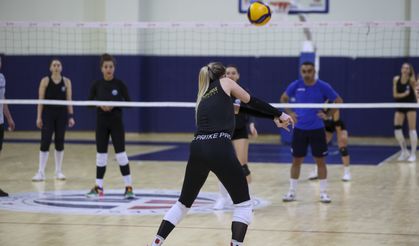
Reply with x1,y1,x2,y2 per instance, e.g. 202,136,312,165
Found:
247,1,272,26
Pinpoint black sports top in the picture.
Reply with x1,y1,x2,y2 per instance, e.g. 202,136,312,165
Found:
88,78,130,114
196,79,235,135
395,77,416,103
44,76,67,109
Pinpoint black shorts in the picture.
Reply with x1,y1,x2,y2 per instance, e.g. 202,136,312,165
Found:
232,127,248,140
396,108,416,113
0,124,4,151
291,128,328,158
324,119,346,133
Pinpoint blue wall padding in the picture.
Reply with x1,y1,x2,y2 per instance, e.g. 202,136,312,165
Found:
2,55,418,136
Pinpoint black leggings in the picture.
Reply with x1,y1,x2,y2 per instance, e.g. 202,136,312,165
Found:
40,108,67,151
96,113,125,153
178,134,250,208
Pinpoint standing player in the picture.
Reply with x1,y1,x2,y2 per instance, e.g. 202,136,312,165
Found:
280,61,342,203
0,55,16,197
393,63,417,162
308,109,351,181
86,53,135,199
32,58,75,181
150,62,293,246
213,64,258,210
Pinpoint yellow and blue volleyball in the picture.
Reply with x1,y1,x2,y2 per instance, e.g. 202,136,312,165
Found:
247,1,272,26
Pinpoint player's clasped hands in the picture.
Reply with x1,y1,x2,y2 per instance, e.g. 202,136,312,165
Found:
274,112,295,131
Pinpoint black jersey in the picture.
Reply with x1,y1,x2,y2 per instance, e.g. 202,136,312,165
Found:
44,76,67,109
88,78,130,114
395,77,416,103
196,79,235,135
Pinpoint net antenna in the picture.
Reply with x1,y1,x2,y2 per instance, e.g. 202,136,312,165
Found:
268,0,291,20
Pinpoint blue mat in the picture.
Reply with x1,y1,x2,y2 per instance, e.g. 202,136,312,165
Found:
129,143,399,166
6,139,399,165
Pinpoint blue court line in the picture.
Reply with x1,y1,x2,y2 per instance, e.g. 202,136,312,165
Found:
4,138,399,165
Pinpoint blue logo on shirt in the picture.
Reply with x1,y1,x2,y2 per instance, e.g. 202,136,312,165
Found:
61,86,66,92
112,89,118,96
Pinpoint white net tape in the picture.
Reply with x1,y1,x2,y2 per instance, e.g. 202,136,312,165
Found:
1,99,418,109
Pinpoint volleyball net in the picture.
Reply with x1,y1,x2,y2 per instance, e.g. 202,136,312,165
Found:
0,20,419,135
1,21,418,57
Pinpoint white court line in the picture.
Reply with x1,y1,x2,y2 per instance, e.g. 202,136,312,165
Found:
378,151,400,166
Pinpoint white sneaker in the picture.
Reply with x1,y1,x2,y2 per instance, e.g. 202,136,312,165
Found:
407,154,416,162
55,172,66,180
32,172,45,182
308,169,318,180
397,150,410,161
282,190,296,202
342,172,351,182
320,192,331,203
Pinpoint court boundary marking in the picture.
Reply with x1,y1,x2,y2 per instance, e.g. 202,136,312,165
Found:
0,221,418,238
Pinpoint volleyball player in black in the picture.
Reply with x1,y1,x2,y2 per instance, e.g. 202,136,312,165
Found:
393,63,418,162
308,109,351,181
32,58,75,182
150,62,293,246
0,55,15,197
86,53,134,199
214,64,258,210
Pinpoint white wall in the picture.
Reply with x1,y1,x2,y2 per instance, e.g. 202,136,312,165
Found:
141,0,411,22
0,0,139,21
0,0,414,22
0,0,417,57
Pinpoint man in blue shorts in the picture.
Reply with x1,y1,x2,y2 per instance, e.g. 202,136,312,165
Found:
280,61,342,203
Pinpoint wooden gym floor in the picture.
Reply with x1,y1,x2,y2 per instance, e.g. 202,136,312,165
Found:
0,132,418,246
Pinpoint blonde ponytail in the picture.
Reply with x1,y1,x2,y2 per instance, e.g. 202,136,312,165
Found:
196,66,210,112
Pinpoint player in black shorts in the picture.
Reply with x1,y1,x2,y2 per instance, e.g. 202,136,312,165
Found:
213,65,258,210
393,63,417,162
150,62,293,246
308,109,351,181
0,55,15,197
32,58,75,182
86,53,134,199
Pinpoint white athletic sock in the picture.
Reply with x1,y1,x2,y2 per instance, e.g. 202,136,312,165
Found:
123,175,132,186
54,150,64,174
319,179,328,193
290,178,298,191
95,179,104,188
151,235,164,246
38,151,49,174
409,130,417,156
344,166,350,174
218,181,230,199
231,239,243,246
395,129,407,151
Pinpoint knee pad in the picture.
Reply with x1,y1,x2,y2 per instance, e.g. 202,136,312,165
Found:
232,200,253,225
116,152,129,166
394,125,402,130
163,201,190,226
334,120,343,127
242,164,251,176
96,153,108,167
55,145,64,152
339,147,349,157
